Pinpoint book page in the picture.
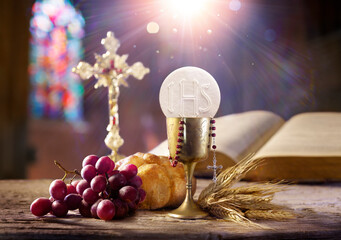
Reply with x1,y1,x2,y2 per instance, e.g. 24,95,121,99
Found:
211,111,285,161
254,112,341,158
247,112,341,181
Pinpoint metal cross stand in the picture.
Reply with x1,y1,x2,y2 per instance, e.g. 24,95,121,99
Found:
72,31,149,161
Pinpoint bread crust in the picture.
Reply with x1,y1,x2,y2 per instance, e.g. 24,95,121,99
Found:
116,153,196,210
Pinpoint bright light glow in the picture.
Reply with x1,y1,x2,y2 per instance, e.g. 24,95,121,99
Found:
147,22,160,34
163,0,208,17
229,0,241,11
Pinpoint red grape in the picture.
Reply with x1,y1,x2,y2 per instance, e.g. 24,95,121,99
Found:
138,188,146,203
81,165,97,182
128,175,142,189
90,175,107,193
71,180,80,188
95,156,114,174
127,201,137,213
90,199,102,218
119,164,138,180
49,179,67,201
112,199,128,219
30,155,143,220
51,200,68,217
108,173,127,191
66,184,77,194
119,186,138,203
82,154,99,167
79,200,91,217
97,199,115,220
64,193,82,210
30,197,51,217
109,159,115,172
76,179,90,195
107,170,119,178
83,188,99,205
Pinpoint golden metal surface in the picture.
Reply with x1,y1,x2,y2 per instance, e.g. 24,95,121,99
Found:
167,117,210,219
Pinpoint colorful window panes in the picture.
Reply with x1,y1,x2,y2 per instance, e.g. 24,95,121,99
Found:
29,0,85,121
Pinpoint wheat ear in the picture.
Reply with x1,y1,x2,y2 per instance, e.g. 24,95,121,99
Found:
198,154,295,227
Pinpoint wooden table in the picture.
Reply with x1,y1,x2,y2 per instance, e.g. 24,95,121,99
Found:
1,179,341,239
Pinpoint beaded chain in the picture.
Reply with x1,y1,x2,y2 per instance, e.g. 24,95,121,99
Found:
169,118,185,167
207,119,222,183
170,118,221,180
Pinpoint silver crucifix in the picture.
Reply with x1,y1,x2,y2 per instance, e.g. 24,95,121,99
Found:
207,156,222,183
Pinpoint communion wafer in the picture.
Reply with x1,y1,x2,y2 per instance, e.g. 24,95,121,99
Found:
159,66,221,118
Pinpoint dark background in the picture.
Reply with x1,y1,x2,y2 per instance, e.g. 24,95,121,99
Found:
0,0,340,179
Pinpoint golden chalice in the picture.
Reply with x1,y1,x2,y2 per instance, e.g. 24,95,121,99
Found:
167,117,210,219
159,66,221,219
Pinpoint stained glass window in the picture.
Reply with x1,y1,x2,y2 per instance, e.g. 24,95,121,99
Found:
29,0,85,121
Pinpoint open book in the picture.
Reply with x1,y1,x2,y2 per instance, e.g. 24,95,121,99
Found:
150,111,341,182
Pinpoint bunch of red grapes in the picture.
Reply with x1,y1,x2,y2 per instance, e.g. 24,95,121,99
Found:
30,155,146,220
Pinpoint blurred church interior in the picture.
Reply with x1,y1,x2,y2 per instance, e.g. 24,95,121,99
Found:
0,0,340,179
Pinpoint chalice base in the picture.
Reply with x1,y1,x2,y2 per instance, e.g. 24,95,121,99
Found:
168,198,208,219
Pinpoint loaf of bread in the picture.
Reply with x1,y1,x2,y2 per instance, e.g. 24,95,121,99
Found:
116,153,196,210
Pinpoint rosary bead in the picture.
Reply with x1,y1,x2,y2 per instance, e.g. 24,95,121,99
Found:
175,156,180,160
210,119,216,124
212,133,216,137
212,145,217,149
172,160,178,167
179,127,184,131
178,133,183,137
177,139,183,143
176,145,182,149
179,120,185,124
176,150,181,154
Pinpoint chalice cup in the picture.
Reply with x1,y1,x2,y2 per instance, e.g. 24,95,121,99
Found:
167,117,210,219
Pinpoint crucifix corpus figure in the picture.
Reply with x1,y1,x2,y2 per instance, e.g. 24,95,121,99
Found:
207,159,222,183
72,31,150,161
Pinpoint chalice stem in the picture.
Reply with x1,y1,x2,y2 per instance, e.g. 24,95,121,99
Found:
184,162,196,203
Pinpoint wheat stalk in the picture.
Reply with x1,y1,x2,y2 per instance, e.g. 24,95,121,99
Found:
245,210,295,220
198,154,294,227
